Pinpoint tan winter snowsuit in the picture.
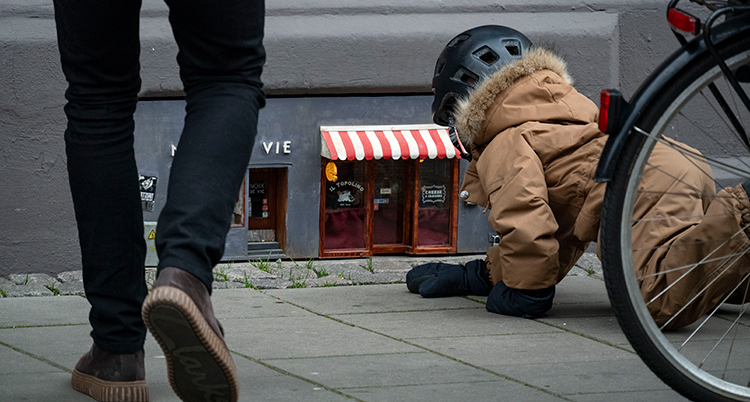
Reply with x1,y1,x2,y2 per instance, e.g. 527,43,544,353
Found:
453,47,750,328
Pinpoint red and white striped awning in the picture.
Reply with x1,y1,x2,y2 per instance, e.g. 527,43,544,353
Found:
320,124,460,161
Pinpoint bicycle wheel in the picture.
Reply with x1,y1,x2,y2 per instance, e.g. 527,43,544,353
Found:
601,30,750,401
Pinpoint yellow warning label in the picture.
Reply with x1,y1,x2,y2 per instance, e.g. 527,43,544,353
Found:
148,230,156,239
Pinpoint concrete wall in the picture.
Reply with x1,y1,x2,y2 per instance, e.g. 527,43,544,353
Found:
0,0,677,276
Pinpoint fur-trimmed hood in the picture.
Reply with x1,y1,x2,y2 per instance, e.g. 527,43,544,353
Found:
453,47,598,148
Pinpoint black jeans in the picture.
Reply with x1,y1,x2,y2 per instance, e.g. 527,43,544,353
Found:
54,0,265,354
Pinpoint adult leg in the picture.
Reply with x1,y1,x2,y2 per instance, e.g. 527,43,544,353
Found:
54,0,148,399
54,0,146,358
154,0,265,289
142,1,265,401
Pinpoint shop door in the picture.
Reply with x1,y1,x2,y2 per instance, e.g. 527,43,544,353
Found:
372,159,410,253
247,169,278,243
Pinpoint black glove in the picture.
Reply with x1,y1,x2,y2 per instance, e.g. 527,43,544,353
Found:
406,259,493,298
486,281,555,318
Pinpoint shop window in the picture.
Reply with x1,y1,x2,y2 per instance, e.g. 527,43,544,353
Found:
322,161,367,251
319,124,460,258
416,159,452,246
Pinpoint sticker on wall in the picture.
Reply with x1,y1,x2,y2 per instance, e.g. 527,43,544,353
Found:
325,161,338,182
421,185,446,204
139,175,158,211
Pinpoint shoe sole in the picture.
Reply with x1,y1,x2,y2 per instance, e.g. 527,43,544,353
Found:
71,369,148,402
141,286,238,402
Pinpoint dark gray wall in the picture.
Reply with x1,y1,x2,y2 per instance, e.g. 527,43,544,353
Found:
1,0,681,276
132,95,494,261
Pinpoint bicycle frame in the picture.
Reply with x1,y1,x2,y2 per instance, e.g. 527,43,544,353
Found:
594,5,750,182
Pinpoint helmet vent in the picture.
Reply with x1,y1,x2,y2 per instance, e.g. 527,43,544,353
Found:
473,46,499,65
447,34,470,47
435,59,446,75
503,39,522,56
452,67,478,87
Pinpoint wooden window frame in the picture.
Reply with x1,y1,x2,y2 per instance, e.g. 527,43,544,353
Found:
409,159,459,255
319,160,372,258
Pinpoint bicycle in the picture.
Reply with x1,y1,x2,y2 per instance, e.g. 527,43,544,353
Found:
595,1,750,401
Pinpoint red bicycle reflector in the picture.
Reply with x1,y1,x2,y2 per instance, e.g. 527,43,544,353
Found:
599,90,611,134
599,89,629,135
668,8,700,34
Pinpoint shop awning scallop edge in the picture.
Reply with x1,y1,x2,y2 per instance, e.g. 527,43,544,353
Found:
320,124,461,161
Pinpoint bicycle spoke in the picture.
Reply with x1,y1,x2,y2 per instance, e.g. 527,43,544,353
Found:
659,239,750,330
645,126,750,179
637,248,750,279
678,272,750,352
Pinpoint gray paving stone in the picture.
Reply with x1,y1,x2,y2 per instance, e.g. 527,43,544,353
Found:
0,325,352,402
572,389,690,402
545,276,614,319
224,265,277,282
331,308,559,340
56,271,83,284
8,273,57,287
265,284,485,315
270,265,317,283
368,258,412,273
538,315,631,349
0,344,61,374
266,352,501,389
224,354,356,402
572,252,604,279
212,281,245,289
306,276,353,287
0,325,92,370
0,372,85,402
225,315,419,360
0,296,90,327
489,359,679,396
212,289,312,319
344,379,566,402
553,276,609,306
247,278,294,289
411,332,633,367
312,263,371,283
54,282,85,296
0,278,15,298
5,283,54,297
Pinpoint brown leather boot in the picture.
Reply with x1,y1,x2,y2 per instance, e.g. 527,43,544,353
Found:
71,343,148,402
141,267,237,402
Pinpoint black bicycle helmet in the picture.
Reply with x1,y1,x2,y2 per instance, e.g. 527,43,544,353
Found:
431,25,532,126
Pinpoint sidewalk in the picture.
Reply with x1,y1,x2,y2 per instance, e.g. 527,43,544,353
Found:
0,255,689,402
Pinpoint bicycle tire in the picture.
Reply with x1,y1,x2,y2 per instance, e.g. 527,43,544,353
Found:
601,30,750,402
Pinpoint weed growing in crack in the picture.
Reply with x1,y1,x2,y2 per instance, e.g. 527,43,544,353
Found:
250,253,273,273
46,282,60,296
214,266,229,282
239,271,258,289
